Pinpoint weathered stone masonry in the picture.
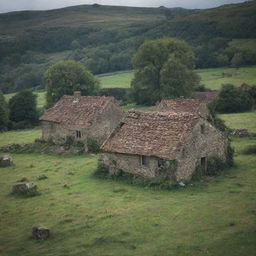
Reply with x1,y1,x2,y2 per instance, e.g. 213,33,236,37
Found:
101,107,228,182
40,92,124,151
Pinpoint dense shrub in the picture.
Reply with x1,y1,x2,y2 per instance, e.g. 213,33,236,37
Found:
9,89,38,129
87,137,101,153
214,84,253,113
243,145,256,155
226,141,234,167
248,85,256,106
94,160,179,190
0,90,9,131
205,157,227,176
207,102,228,132
98,88,130,103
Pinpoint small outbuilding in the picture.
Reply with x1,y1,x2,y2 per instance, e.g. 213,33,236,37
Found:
192,91,219,103
39,92,124,150
155,98,211,119
101,110,228,181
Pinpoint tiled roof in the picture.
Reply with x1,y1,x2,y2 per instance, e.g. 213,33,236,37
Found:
193,91,219,103
102,110,199,160
39,95,113,128
157,98,204,114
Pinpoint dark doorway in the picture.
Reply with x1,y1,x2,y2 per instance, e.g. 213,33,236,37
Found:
201,157,207,172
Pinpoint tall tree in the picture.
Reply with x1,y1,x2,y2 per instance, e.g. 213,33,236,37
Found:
9,90,38,129
131,38,200,105
0,91,9,131
45,60,100,107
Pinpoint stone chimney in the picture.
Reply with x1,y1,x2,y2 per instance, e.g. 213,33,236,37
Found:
73,91,81,102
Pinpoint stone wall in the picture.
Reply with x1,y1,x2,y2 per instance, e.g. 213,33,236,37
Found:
101,153,160,179
88,101,124,145
101,119,228,182
174,119,228,181
41,101,124,151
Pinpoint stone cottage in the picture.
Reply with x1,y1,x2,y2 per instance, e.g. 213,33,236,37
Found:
155,98,210,119
101,110,228,181
39,92,124,150
192,91,219,103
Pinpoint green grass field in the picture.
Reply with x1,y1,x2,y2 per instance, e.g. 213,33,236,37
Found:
99,71,134,88
198,66,256,90
0,128,41,147
99,66,256,91
4,91,46,110
4,66,256,109
219,112,256,133
0,110,256,255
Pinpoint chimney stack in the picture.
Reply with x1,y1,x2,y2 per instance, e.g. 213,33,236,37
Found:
73,91,81,102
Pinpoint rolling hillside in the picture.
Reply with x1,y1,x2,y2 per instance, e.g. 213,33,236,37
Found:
0,1,256,93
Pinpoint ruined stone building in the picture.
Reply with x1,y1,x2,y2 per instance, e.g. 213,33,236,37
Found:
192,91,219,103
39,92,124,150
101,108,228,182
155,98,211,119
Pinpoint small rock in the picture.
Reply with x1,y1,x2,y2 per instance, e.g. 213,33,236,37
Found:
32,226,50,240
19,177,28,182
0,155,13,167
37,174,48,180
179,182,186,187
12,183,35,195
230,129,250,137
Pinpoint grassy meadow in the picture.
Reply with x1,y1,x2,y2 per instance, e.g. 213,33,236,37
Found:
0,128,41,148
0,98,256,255
98,66,256,91
4,66,256,110
219,112,256,133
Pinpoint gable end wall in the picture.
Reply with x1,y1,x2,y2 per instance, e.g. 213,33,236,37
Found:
174,119,228,181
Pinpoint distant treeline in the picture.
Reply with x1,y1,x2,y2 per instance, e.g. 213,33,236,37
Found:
0,2,256,93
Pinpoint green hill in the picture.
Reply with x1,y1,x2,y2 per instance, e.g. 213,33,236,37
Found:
0,2,256,93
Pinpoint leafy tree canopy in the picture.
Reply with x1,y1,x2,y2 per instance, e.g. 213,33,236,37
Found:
9,89,38,129
213,84,253,113
45,60,100,107
0,90,9,131
131,38,200,105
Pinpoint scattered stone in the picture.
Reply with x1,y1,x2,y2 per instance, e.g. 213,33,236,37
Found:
229,222,235,227
222,72,232,78
63,184,70,189
32,226,50,240
240,83,250,91
12,183,37,196
19,177,28,182
37,174,48,180
230,129,250,137
178,181,186,187
0,155,13,167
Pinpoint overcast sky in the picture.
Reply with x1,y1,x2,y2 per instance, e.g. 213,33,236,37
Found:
0,0,247,13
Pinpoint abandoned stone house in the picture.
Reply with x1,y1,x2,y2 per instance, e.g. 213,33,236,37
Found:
155,98,211,119
101,109,228,182
192,91,219,103
39,92,124,150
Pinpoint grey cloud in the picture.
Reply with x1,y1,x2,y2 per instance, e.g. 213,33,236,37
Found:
0,0,246,13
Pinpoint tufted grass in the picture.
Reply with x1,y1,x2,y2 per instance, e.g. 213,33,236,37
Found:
219,112,256,133
0,128,41,147
0,110,256,255
99,70,134,88
198,66,256,90
4,66,256,111
0,138,255,256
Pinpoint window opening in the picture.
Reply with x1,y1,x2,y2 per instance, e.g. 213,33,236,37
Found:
76,130,81,138
200,124,205,134
141,156,148,166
